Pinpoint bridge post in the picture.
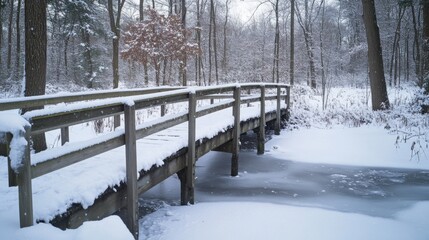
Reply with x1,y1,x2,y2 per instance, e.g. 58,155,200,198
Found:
18,125,33,228
124,103,138,239
275,86,281,135
61,127,69,145
182,91,196,205
231,86,241,176
286,86,291,111
161,104,166,117
257,85,266,155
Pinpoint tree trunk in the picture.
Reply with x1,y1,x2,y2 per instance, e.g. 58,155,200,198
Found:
320,0,326,109
211,0,219,85
181,0,187,86
0,3,3,68
24,0,47,152
208,0,213,85
423,0,429,94
107,0,126,89
272,0,279,83
15,0,22,81
290,0,295,85
389,6,404,87
139,0,144,21
411,3,423,87
362,0,390,110
222,0,230,80
7,0,13,70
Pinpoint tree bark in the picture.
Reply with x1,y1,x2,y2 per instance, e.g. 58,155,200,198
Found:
222,0,230,79
24,0,47,152
423,0,429,93
272,0,279,83
361,0,390,110
211,0,219,85
290,0,295,85
411,3,423,87
0,3,3,68
139,0,144,21
15,0,21,81
7,0,13,70
107,0,126,89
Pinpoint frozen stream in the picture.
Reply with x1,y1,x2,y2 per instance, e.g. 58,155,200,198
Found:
140,150,429,219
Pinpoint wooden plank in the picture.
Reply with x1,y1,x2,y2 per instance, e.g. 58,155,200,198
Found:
31,135,125,179
134,92,188,110
30,92,188,135
135,113,188,140
231,86,241,176
18,126,33,227
257,85,266,155
0,87,183,111
240,96,261,105
195,100,234,118
30,103,124,135
195,86,235,97
124,104,138,239
61,127,69,145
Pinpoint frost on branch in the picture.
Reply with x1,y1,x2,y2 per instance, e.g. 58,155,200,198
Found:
121,9,200,85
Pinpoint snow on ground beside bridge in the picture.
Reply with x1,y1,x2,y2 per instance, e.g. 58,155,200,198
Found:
266,125,429,170
139,201,429,240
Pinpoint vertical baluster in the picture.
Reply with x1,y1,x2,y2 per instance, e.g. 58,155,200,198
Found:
257,85,266,155
124,103,138,239
231,86,241,176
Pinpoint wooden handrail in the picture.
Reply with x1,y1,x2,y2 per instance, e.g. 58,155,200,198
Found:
0,83,290,234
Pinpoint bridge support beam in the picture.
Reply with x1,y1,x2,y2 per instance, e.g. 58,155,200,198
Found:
231,86,241,176
257,85,266,155
124,103,138,239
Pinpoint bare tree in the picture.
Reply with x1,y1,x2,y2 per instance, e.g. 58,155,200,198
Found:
272,0,280,83
423,0,429,94
222,0,231,79
210,0,219,85
6,0,12,70
107,0,126,89
290,0,295,85
15,0,21,81
295,0,323,89
361,0,390,110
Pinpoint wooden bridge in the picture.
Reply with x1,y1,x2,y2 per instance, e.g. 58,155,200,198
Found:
0,83,290,239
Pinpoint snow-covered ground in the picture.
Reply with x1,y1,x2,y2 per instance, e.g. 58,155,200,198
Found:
1,84,428,239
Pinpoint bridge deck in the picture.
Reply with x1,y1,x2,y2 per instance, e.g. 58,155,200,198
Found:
1,103,283,225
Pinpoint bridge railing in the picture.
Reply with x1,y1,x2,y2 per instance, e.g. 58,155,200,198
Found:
0,83,290,239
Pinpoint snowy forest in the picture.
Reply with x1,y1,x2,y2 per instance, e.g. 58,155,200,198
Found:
2,1,429,239
0,0,428,97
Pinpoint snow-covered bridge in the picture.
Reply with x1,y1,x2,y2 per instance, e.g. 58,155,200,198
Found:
0,83,290,239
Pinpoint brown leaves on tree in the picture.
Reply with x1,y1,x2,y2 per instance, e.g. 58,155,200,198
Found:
121,9,199,85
